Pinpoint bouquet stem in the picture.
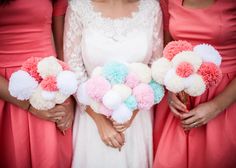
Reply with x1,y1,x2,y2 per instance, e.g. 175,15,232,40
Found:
178,91,191,111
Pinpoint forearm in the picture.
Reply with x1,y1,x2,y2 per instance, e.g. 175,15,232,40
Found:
211,78,236,112
52,15,65,61
85,106,105,123
0,75,29,110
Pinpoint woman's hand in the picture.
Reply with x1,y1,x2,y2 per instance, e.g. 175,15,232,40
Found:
168,92,188,117
112,110,139,132
86,106,125,149
56,97,75,133
29,104,66,123
181,101,221,130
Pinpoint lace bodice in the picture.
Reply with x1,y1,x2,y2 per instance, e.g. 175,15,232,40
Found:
64,0,163,84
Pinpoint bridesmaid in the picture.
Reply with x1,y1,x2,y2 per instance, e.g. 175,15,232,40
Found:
153,0,236,168
0,0,74,167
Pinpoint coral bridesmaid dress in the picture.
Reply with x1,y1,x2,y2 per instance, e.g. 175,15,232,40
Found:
0,0,72,167
153,0,236,168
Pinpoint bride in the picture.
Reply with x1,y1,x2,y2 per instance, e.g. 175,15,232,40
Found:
64,0,163,167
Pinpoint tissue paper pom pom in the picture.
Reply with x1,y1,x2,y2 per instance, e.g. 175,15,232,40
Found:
30,87,55,110
37,56,62,78
86,76,111,102
172,51,202,72
102,90,122,110
197,62,222,88
176,62,194,78
57,71,78,95
77,82,92,105
41,90,56,101
129,63,152,83
58,60,70,70
163,40,193,60
194,44,222,66
21,57,42,82
9,70,38,100
112,104,133,123
184,74,206,96
125,72,140,88
112,84,132,101
54,92,68,104
133,84,154,110
102,62,128,84
90,100,100,113
164,69,185,93
124,96,138,110
91,67,102,77
41,76,58,91
151,57,172,84
149,80,165,104
99,104,113,117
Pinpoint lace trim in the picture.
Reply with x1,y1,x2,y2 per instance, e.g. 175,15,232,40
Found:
76,0,158,41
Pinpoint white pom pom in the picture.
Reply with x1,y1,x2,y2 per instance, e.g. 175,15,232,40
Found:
112,104,133,123
112,84,132,101
164,69,185,93
30,87,55,110
9,70,38,100
57,71,78,95
91,67,102,77
194,44,222,66
184,74,206,96
151,57,172,84
77,82,92,105
37,56,62,78
54,92,68,104
41,91,56,101
129,63,152,83
172,51,202,72
102,90,122,110
90,100,100,113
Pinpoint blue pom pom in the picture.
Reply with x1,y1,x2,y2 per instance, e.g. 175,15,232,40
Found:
149,80,165,104
102,62,128,85
124,96,138,110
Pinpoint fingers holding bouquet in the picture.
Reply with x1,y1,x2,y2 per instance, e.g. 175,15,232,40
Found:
151,40,222,130
8,56,78,134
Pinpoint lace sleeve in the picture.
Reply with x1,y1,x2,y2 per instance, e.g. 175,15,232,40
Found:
63,1,88,84
150,2,164,64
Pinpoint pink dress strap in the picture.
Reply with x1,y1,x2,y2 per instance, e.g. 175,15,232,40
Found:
159,0,170,31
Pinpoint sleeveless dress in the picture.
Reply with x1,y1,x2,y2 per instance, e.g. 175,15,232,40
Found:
0,1,72,167
153,0,236,168
63,0,163,167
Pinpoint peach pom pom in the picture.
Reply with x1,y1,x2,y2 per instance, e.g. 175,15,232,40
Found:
176,62,194,78
133,84,154,110
21,57,42,82
197,62,222,88
163,40,193,60
41,76,58,91
86,76,111,102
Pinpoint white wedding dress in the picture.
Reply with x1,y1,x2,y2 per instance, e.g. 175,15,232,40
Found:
64,0,163,167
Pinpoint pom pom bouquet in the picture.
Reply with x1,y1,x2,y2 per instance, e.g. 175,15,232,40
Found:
9,56,78,110
77,62,165,123
151,40,222,109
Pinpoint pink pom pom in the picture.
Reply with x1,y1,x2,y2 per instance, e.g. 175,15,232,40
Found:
58,60,70,70
99,104,113,117
86,76,111,102
21,57,42,82
176,62,194,78
197,62,222,88
125,72,140,88
41,76,58,91
133,84,154,110
163,40,193,60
